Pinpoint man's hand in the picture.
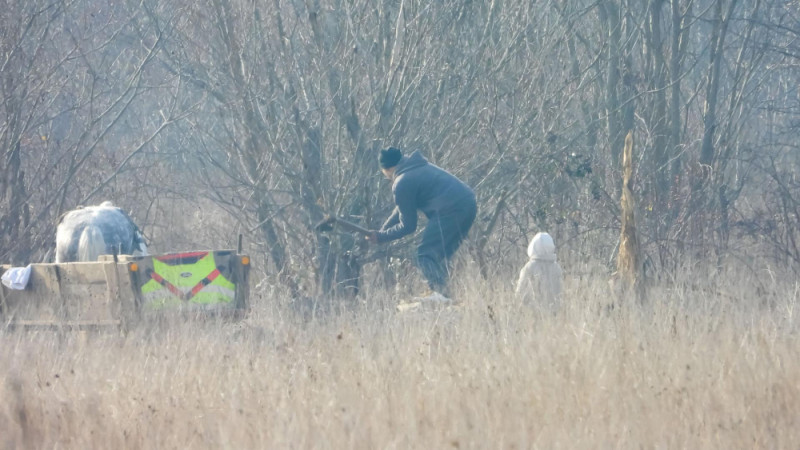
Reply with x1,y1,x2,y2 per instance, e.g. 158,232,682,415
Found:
365,230,379,244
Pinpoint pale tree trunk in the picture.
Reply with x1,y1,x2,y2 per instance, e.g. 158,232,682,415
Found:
616,131,644,302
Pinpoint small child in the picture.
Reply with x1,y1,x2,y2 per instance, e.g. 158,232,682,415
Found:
515,232,563,310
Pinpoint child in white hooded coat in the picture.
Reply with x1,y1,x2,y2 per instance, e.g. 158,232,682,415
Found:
515,232,563,311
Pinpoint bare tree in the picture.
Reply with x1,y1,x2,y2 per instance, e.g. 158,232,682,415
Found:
6,0,800,289
1,0,181,264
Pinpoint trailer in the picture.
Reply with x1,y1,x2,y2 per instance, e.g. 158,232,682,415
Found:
0,250,250,329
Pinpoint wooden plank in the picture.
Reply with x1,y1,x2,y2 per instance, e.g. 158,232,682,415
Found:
4,265,65,322
57,262,110,285
103,260,121,321
116,263,138,324
2,263,119,323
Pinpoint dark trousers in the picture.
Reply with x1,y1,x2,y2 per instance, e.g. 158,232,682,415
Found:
416,199,477,296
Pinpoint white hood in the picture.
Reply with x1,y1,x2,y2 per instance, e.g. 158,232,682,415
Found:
527,232,557,262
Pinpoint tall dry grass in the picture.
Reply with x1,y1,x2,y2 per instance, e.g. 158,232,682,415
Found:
1,263,799,449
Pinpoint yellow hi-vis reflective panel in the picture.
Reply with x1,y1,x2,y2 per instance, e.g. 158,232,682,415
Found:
140,252,236,309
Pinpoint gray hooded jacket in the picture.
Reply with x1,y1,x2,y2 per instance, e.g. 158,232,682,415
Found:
378,150,475,243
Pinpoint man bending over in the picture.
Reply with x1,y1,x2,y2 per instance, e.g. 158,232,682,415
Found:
367,147,477,302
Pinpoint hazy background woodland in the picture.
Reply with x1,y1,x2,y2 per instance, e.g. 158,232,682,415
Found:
2,0,799,297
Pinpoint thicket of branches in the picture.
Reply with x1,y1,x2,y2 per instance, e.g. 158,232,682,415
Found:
2,0,799,296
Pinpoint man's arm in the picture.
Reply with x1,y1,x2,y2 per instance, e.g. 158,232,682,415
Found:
380,207,400,231
377,184,418,243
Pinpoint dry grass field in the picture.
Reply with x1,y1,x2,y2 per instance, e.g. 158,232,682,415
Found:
1,264,799,449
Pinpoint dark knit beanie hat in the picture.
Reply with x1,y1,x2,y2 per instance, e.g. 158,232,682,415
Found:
379,147,403,169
